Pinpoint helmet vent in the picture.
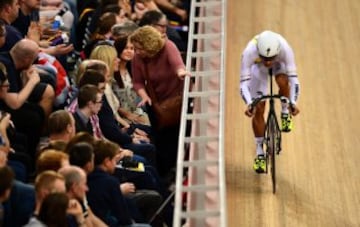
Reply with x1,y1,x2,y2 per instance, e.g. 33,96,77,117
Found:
266,48,271,56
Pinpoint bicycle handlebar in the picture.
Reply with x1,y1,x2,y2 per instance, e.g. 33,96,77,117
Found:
250,95,289,107
249,95,293,113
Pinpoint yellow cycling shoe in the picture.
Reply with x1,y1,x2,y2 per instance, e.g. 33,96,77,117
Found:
281,113,293,132
253,155,266,173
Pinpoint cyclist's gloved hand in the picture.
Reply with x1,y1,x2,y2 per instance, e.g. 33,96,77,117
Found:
245,105,254,117
290,103,300,116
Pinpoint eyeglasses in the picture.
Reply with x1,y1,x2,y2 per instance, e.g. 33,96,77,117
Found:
259,55,277,62
153,23,167,28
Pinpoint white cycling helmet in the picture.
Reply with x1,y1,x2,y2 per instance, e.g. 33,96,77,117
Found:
256,30,280,58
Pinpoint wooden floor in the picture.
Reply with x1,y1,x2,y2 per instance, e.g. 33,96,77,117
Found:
225,0,360,226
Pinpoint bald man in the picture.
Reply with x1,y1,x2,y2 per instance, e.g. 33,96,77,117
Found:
59,165,107,227
0,38,55,158
3,38,55,116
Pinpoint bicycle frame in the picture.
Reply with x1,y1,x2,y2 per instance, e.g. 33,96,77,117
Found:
250,68,288,193
265,71,282,156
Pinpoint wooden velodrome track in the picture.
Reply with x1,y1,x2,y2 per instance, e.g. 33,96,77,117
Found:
225,0,360,226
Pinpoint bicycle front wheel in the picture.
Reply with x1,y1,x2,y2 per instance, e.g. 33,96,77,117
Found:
267,115,277,194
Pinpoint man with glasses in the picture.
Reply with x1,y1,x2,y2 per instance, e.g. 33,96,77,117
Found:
239,30,300,173
138,10,186,52
73,84,103,135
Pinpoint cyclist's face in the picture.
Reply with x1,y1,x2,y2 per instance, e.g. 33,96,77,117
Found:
259,55,276,68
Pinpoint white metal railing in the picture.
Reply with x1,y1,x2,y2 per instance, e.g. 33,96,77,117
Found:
173,0,227,226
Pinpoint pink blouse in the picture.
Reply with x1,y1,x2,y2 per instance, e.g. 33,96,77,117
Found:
132,40,185,102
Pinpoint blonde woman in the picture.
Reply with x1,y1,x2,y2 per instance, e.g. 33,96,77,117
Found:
89,44,130,128
130,25,190,176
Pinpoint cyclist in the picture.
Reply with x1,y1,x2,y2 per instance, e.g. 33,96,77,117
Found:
239,30,300,173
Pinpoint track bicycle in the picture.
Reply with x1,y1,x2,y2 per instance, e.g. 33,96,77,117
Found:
250,68,291,193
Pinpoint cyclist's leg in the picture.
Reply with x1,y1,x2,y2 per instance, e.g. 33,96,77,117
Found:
252,105,267,173
249,65,268,155
249,65,268,172
275,73,290,113
274,63,293,132
252,101,267,172
252,101,265,155
274,62,290,103
275,74,289,98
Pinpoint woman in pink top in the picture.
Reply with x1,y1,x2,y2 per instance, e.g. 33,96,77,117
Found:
130,25,190,177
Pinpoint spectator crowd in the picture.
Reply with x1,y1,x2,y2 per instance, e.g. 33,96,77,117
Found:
0,0,190,226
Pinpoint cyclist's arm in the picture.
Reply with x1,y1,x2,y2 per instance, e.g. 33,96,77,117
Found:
240,41,258,105
280,36,300,105
240,78,252,105
288,75,300,105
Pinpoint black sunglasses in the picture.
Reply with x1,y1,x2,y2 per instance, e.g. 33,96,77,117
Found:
259,55,277,62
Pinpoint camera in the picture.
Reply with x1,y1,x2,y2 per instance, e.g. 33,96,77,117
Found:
119,156,139,168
